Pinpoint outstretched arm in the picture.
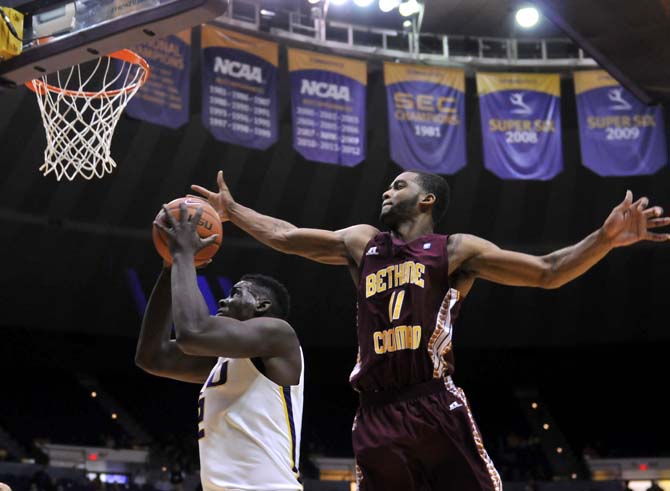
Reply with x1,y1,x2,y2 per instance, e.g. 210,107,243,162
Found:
135,268,216,384
453,191,670,289
191,171,377,266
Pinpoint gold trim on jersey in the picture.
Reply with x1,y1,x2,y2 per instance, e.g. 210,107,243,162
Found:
428,288,459,379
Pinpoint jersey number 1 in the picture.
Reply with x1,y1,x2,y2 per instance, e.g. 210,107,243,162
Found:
388,290,405,321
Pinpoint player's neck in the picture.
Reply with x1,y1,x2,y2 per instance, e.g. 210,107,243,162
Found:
390,218,434,242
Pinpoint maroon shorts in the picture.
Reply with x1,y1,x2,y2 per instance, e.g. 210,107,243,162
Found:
352,378,502,491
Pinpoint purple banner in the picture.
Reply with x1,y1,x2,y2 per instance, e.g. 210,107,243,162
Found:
477,73,563,180
385,63,466,174
288,49,366,166
201,26,278,150
125,32,191,129
574,70,667,176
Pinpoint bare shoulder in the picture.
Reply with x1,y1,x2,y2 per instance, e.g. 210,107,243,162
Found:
338,224,379,242
338,224,380,265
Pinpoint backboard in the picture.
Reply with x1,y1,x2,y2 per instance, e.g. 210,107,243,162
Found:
0,0,228,89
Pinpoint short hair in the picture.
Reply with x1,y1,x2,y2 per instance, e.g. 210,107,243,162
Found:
411,171,450,223
240,274,291,320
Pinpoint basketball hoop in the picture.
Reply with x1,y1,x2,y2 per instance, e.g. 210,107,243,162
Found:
26,49,150,180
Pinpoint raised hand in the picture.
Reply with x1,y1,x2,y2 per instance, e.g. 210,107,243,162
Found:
191,170,234,222
602,191,670,247
153,203,219,257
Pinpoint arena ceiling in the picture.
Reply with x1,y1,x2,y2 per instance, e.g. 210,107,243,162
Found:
422,0,670,104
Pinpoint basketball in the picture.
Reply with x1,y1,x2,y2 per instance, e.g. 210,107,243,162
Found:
152,196,223,267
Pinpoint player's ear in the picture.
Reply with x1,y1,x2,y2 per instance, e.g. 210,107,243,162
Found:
419,193,436,210
255,299,271,315
421,193,436,204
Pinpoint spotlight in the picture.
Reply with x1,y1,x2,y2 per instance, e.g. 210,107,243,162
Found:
379,0,401,12
260,9,275,17
398,0,420,17
515,7,539,28
354,0,375,6
402,19,412,28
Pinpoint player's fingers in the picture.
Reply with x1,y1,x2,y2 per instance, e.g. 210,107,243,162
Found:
153,220,173,235
201,234,219,247
191,206,204,224
190,185,212,198
620,190,633,208
647,217,670,229
161,205,177,227
645,231,670,242
217,170,227,190
633,196,649,211
643,206,663,218
178,202,190,223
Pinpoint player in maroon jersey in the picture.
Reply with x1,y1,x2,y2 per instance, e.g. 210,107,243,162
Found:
192,170,669,491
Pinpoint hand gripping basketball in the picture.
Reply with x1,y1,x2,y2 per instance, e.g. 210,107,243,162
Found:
152,196,223,267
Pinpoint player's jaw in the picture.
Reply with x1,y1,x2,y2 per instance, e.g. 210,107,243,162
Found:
379,193,420,227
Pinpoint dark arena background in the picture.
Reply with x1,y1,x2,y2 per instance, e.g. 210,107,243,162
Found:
1,1,670,491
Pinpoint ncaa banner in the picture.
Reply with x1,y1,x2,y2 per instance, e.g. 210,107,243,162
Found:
477,72,563,180
288,48,366,166
574,70,667,176
385,63,466,174
201,26,279,150
126,31,191,129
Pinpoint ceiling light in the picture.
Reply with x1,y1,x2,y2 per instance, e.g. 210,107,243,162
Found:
398,0,420,17
260,9,275,16
354,0,375,6
515,7,539,28
379,0,401,12
402,19,412,28
308,0,321,4
330,0,349,5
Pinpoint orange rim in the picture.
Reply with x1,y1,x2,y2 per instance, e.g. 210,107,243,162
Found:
25,49,150,98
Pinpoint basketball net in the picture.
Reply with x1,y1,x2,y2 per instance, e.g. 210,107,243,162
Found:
26,49,150,181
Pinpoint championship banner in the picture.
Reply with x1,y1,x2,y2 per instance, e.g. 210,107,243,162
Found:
288,49,366,166
385,63,466,174
574,70,667,176
476,72,563,180
201,26,279,150
125,31,191,129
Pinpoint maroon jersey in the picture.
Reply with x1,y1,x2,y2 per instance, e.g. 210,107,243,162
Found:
350,232,459,392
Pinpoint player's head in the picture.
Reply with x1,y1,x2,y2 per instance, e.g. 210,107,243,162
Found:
380,171,450,227
216,274,290,321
